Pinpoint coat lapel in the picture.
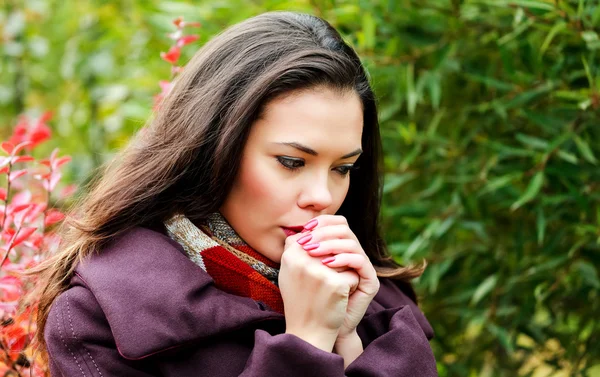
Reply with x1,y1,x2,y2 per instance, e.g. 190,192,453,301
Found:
74,227,284,360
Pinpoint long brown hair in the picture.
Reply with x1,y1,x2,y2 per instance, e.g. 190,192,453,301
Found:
32,11,424,348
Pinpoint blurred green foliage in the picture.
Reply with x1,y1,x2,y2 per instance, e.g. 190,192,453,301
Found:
2,0,599,375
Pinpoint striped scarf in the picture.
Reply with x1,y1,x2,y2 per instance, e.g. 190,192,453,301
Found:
164,212,284,313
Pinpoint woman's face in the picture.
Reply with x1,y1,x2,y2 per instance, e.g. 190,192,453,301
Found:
220,87,364,263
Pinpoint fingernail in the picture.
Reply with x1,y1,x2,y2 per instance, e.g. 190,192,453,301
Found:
303,219,318,230
321,256,336,264
296,234,312,245
303,243,320,251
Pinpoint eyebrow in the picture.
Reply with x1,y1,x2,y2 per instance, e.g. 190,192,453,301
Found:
275,142,363,159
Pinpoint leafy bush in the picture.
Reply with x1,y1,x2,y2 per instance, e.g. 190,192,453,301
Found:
1,1,599,376
0,120,73,376
343,1,600,376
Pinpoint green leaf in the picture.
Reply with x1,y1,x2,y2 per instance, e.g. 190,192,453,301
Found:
486,323,515,354
515,133,549,150
471,274,498,304
573,135,597,164
540,21,566,56
428,74,441,110
508,1,555,10
465,73,515,91
511,171,544,211
556,150,579,164
582,56,594,89
536,207,546,245
574,260,600,289
498,18,534,45
361,13,376,50
479,173,521,196
383,172,418,194
406,64,417,117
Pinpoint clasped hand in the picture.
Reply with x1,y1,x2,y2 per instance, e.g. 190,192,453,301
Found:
279,215,380,355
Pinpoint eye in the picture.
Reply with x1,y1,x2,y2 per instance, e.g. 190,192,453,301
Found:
276,156,304,170
334,164,357,176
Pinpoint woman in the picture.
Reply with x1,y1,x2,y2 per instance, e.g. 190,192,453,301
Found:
35,11,437,376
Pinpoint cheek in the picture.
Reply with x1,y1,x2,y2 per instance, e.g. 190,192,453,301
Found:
236,158,290,211
330,180,350,213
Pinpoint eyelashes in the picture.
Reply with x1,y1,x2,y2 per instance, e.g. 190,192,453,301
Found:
276,156,358,176
276,156,304,170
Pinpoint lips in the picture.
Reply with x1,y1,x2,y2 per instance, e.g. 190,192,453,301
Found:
281,226,304,237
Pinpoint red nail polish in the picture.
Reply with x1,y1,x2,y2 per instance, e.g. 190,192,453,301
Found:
297,234,312,245
321,256,335,264
303,219,318,230
303,243,319,251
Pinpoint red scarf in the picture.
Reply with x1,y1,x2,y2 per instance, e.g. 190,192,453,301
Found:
164,213,284,313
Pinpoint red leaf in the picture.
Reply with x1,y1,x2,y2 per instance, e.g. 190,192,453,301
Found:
10,120,28,146
0,275,22,301
45,209,65,226
39,110,53,123
8,169,27,182
160,46,181,64
176,34,199,47
39,158,51,167
34,172,51,180
184,21,201,28
53,156,72,170
10,203,31,214
13,141,32,155
60,184,77,198
173,16,184,28
11,155,35,163
29,122,52,147
2,323,27,360
24,232,44,249
43,171,62,191
0,188,6,201
0,166,9,174
167,30,183,41
26,202,47,223
2,141,14,154
50,148,59,163
11,226,37,247
13,205,33,228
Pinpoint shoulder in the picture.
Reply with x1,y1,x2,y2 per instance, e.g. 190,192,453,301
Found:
74,226,202,289
46,277,107,346
45,277,112,376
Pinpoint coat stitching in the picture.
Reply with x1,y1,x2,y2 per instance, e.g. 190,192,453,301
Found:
66,292,104,376
58,292,87,376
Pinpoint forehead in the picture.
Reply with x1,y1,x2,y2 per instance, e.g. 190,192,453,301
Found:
250,87,363,151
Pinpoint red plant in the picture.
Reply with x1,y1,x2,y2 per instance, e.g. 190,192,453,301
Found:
0,113,74,376
155,17,201,110
1,16,200,376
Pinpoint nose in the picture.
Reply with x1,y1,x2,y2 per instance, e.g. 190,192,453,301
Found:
297,174,333,212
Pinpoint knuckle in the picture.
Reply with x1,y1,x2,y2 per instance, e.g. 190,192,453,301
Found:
328,278,348,294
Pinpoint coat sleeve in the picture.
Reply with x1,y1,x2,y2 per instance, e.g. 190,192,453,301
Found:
345,305,438,376
45,285,157,377
239,303,437,377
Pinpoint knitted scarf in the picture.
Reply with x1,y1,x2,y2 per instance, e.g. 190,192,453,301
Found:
164,212,284,313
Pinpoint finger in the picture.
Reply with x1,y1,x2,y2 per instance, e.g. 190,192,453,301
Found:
337,270,360,294
303,239,364,257
321,253,367,270
302,214,348,231
322,253,378,293
300,224,357,243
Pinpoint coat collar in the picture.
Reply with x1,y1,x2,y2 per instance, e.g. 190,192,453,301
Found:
74,227,284,360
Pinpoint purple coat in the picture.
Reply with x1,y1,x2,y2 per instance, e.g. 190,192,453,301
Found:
45,227,438,376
